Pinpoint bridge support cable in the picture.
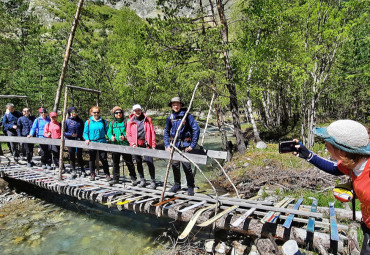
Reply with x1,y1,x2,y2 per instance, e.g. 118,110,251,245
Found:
160,81,200,203
212,157,240,199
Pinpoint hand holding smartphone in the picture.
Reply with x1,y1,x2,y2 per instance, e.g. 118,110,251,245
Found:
279,141,298,154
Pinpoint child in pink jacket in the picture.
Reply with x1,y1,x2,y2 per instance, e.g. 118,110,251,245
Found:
44,112,61,168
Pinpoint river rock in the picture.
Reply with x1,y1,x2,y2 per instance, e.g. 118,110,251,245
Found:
29,234,41,241
25,226,44,236
282,240,301,255
215,242,231,254
256,141,267,149
205,239,215,253
255,238,277,254
13,236,25,244
230,241,247,255
248,245,259,255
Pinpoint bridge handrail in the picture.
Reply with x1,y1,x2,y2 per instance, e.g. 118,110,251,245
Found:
0,136,228,164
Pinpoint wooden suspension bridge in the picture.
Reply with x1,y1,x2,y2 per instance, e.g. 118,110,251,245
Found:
0,137,348,253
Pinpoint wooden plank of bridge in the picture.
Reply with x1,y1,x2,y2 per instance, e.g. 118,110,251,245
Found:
0,163,324,219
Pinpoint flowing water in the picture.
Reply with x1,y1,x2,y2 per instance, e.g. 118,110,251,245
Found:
0,133,230,255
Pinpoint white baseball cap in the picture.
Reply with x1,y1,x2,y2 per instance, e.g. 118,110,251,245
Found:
132,104,142,111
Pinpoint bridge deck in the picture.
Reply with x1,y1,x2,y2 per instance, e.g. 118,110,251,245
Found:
0,157,346,251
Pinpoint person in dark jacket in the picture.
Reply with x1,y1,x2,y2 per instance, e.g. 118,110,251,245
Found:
163,97,200,196
17,107,36,167
2,103,22,159
64,107,85,178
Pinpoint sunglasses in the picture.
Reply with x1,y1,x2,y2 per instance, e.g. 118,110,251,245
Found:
114,112,123,114
92,112,100,114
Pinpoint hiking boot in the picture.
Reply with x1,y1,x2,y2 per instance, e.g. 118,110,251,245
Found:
71,171,77,179
149,180,156,189
42,164,47,169
130,177,137,186
187,186,195,196
138,178,146,187
105,175,112,181
109,179,119,186
89,173,96,181
169,184,181,193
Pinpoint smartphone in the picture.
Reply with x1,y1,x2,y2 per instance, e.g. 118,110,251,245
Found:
279,141,298,154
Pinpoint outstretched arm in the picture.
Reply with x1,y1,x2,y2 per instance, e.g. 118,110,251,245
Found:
294,140,344,176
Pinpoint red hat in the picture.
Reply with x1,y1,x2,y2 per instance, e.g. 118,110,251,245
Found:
49,112,57,118
38,108,47,113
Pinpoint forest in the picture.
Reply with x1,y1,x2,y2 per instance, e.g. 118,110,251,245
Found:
0,0,368,153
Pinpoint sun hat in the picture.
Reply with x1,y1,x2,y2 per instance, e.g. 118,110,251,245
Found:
132,104,142,111
67,106,77,114
168,97,184,107
38,108,47,113
112,106,123,113
49,112,57,118
313,119,370,155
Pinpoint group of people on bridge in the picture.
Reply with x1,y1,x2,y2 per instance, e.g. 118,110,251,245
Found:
1,97,200,196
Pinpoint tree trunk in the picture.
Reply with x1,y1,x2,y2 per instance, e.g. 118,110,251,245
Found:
244,28,263,143
214,0,246,154
215,104,231,160
53,0,85,112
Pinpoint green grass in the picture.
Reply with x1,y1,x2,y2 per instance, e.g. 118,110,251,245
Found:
358,227,364,250
150,115,168,128
279,188,361,211
280,188,342,208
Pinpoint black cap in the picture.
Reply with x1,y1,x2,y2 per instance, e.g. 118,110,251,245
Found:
67,106,77,114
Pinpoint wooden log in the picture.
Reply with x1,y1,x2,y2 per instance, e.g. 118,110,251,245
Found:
0,95,28,98
163,206,344,253
0,136,208,165
66,85,101,94
288,203,362,222
347,223,361,255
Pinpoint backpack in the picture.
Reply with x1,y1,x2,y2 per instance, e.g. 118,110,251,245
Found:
169,113,192,139
87,118,107,141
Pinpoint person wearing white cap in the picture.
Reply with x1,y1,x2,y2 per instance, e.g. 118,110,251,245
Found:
292,120,369,254
126,104,157,189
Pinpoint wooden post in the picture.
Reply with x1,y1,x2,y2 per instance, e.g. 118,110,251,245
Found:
160,81,200,202
200,93,215,146
53,0,85,112
58,86,69,180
